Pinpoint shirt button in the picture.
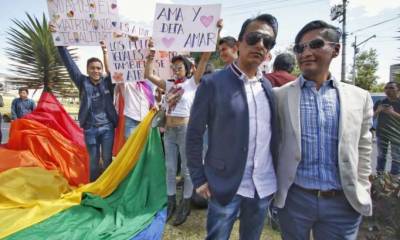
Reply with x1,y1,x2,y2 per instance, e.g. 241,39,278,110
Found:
243,147,247,152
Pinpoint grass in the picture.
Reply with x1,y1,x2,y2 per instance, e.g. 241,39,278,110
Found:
1,94,79,120
163,207,281,240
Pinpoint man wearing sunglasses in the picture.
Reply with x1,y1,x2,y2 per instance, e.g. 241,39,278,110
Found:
274,20,373,240
187,14,278,239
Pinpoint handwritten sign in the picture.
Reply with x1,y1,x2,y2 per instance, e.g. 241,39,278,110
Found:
47,0,119,46
152,3,221,52
113,21,150,37
107,36,177,83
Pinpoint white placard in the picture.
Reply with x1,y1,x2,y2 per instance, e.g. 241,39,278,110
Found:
152,3,221,52
47,0,119,46
107,36,177,83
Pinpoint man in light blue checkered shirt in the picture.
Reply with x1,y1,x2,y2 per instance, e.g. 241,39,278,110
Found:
274,20,373,240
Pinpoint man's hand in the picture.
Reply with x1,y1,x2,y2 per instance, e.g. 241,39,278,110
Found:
196,182,211,199
217,19,223,30
48,24,56,33
99,40,107,53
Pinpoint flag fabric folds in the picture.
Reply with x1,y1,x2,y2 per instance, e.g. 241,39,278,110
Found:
0,92,167,239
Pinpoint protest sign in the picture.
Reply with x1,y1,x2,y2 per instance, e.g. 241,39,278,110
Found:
152,3,221,52
107,36,177,83
113,21,150,37
47,0,119,46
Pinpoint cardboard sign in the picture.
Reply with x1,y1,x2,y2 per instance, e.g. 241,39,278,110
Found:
152,3,221,52
47,0,119,46
113,21,150,37
107,36,177,83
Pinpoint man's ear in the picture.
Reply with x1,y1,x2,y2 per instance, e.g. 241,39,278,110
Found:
332,44,340,58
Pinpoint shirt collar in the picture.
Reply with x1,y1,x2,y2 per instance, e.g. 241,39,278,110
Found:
299,74,338,89
230,61,263,82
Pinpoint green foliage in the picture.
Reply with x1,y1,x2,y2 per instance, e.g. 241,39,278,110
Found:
367,174,400,240
370,83,386,93
5,13,78,97
395,73,400,84
352,48,379,90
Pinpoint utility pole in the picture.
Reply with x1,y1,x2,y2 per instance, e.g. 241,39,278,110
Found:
341,0,347,82
351,34,376,85
330,0,348,82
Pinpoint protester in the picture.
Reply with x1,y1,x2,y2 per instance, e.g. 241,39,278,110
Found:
50,25,118,182
218,36,238,66
11,87,36,120
374,81,400,178
144,36,213,225
265,53,297,87
274,20,373,240
186,14,279,239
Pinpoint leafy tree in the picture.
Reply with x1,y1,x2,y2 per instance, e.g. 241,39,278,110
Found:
5,13,78,98
351,48,379,91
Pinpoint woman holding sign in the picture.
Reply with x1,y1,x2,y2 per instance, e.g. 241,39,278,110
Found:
144,38,211,226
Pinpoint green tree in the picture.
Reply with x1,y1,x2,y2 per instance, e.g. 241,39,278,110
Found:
5,13,78,98
351,48,379,91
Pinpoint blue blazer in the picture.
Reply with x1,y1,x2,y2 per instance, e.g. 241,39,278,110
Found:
186,65,279,206
58,46,118,129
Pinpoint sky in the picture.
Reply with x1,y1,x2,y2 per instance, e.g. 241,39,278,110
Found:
0,0,399,84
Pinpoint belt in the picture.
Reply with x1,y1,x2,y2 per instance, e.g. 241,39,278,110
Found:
85,122,111,129
166,116,189,127
293,184,343,198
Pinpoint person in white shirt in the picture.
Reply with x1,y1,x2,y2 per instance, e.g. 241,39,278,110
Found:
144,38,212,226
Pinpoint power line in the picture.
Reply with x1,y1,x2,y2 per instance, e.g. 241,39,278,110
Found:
224,0,325,17
224,0,293,10
350,15,400,34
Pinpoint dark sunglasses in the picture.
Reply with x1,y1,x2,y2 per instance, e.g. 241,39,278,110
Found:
293,38,337,54
244,32,275,50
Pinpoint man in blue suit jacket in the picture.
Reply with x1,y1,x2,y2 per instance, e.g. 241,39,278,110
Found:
186,14,279,239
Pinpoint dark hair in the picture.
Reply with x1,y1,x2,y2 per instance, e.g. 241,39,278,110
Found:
386,81,399,89
171,55,193,78
204,62,215,75
86,57,103,68
18,87,28,94
238,14,278,44
273,53,296,73
219,36,237,48
295,20,342,44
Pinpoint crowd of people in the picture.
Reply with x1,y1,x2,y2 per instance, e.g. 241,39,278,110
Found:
38,13,400,240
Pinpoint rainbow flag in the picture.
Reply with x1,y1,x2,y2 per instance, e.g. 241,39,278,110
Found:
0,93,166,239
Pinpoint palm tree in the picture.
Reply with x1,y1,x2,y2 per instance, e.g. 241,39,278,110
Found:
5,13,78,98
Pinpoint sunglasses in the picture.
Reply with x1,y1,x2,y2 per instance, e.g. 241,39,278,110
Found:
171,65,185,71
244,32,275,50
293,39,337,54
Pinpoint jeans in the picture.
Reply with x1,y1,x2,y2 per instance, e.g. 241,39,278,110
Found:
163,125,193,199
124,116,140,140
84,123,115,181
376,136,400,175
278,185,362,240
206,193,273,240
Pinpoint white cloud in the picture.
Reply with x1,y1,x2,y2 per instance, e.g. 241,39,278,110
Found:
330,0,400,16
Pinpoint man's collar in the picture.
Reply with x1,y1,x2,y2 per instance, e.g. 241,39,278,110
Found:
230,61,263,81
299,74,338,88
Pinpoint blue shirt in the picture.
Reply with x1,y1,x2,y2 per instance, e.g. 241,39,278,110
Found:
295,75,342,190
11,98,36,120
86,82,110,127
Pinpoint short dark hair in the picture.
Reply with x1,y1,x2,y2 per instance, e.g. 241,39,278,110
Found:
171,55,193,78
86,57,103,68
295,20,342,44
238,14,278,45
18,87,28,94
386,81,399,89
273,53,296,73
219,36,237,48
